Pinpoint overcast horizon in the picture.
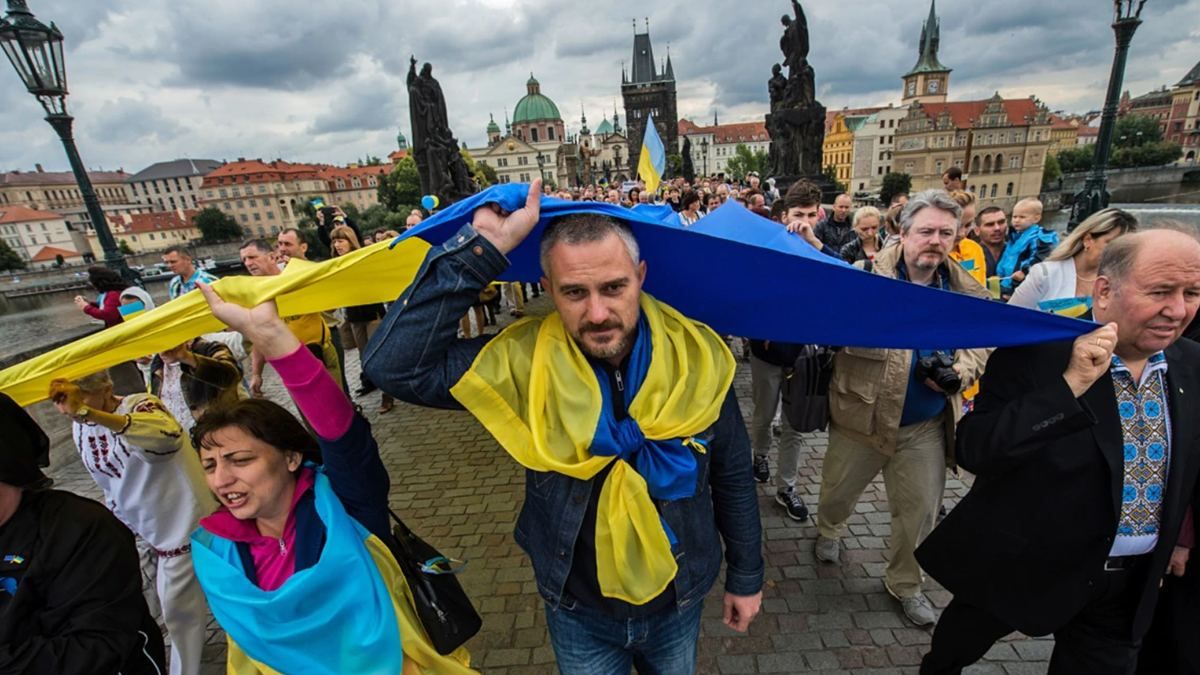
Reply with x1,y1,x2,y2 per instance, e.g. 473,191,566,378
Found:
1,0,1197,175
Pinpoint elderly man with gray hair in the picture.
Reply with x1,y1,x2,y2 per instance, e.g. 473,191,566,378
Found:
814,189,992,626
49,370,213,675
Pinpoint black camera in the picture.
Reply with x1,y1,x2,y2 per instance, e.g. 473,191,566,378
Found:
916,351,961,395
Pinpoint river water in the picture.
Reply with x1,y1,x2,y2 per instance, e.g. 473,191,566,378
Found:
0,200,1197,364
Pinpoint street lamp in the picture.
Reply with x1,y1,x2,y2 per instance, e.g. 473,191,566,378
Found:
536,152,547,184
1068,0,1148,231
0,0,134,280
700,138,709,178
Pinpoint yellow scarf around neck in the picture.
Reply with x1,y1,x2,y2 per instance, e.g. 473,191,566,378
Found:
450,294,734,604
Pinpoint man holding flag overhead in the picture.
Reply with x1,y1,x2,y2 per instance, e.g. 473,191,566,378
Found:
637,114,666,196
364,179,764,673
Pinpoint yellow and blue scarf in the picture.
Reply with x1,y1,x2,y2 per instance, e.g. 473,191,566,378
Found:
191,470,475,674
450,294,734,604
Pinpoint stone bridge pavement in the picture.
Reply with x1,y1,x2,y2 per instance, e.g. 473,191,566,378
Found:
41,297,1053,674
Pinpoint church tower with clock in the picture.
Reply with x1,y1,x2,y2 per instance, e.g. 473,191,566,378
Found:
901,0,950,104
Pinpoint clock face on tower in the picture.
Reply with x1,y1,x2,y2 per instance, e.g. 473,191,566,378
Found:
929,79,940,93
908,81,916,96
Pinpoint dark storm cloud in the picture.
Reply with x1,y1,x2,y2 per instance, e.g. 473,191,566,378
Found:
308,82,401,135
2,0,1197,172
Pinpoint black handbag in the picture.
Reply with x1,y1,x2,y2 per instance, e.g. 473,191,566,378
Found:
385,508,482,655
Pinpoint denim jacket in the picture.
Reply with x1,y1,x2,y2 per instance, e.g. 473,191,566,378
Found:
363,224,764,610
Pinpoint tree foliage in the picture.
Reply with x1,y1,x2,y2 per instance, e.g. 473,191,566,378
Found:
822,165,848,193
1114,114,1163,147
725,144,770,181
1056,145,1095,173
1056,139,1180,173
666,153,683,179
118,239,134,255
879,172,912,206
378,156,422,213
0,239,26,271
194,207,244,242
1042,152,1062,188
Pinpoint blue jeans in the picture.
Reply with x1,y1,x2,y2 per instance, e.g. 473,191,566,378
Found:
544,596,704,675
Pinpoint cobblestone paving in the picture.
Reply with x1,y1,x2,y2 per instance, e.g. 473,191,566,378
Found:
41,296,1053,674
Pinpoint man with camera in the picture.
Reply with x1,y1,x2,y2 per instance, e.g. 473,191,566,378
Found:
814,190,991,627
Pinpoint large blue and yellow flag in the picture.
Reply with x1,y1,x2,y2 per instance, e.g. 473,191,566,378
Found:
636,115,666,194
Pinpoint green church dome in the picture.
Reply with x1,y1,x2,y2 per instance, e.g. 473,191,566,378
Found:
513,74,562,124
594,116,614,135
486,113,500,134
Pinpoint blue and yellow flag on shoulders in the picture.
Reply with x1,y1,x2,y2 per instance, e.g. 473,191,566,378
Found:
637,114,666,195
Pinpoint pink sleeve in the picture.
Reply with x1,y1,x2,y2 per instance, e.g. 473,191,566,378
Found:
268,344,354,440
1179,507,1195,549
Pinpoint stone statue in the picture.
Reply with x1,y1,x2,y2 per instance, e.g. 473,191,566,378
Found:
407,57,474,206
768,64,787,113
765,0,827,191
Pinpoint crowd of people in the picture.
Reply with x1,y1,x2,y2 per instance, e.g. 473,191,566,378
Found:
2,166,1199,675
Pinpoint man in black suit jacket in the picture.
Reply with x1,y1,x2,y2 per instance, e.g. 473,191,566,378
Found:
917,228,1200,674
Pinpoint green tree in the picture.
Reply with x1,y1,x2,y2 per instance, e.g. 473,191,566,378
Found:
1111,141,1182,168
118,239,134,255
358,204,390,234
1114,114,1163,148
338,203,361,223
879,172,913,206
666,153,683,179
378,156,422,213
476,161,498,187
1056,146,1095,174
54,253,65,268
0,239,26,272
725,144,769,181
1042,152,1062,187
822,165,848,193
194,207,243,242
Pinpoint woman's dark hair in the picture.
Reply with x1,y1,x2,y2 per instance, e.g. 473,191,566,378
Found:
680,190,701,211
191,399,322,468
87,265,127,293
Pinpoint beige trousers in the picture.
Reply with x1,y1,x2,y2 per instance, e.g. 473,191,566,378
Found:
817,417,946,598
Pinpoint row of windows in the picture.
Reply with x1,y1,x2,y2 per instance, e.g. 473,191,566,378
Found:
130,177,195,197
970,153,1021,173
968,183,1015,198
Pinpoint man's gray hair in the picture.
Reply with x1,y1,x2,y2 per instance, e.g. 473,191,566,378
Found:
73,370,113,393
539,214,641,276
898,189,962,234
1099,221,1200,288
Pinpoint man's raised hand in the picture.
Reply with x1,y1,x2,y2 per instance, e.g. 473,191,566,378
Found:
472,178,542,255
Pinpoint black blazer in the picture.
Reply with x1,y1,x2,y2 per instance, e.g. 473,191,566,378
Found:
916,337,1200,637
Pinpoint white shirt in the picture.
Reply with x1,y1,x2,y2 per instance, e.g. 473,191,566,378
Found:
1008,258,1079,310
72,393,214,551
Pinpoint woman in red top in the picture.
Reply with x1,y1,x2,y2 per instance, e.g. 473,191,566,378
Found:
73,266,127,328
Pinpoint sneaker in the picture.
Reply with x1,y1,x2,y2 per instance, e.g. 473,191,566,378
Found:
887,586,938,627
753,455,770,483
814,536,840,564
775,488,809,521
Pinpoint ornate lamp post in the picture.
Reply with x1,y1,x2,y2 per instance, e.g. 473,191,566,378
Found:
1068,0,1148,231
0,0,133,279
536,151,547,184
700,138,710,178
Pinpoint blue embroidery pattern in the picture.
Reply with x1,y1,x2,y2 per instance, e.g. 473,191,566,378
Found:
1112,354,1170,538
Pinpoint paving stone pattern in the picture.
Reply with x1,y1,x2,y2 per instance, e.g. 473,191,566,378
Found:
44,297,1053,674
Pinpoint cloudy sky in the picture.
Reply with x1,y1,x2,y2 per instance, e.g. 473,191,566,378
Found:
1,0,1197,174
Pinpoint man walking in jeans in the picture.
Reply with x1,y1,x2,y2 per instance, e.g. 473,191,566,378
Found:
364,180,763,673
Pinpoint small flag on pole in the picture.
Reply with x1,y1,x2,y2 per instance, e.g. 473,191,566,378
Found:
637,114,666,195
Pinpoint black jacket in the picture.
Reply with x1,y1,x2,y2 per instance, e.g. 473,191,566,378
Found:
838,236,883,264
149,337,243,414
0,490,165,674
916,338,1200,637
814,215,856,252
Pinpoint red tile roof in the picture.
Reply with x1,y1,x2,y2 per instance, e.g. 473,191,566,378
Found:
0,169,129,187
108,209,199,233
916,98,1042,129
388,149,408,162
677,118,769,143
0,205,64,223
201,159,323,187
30,245,82,262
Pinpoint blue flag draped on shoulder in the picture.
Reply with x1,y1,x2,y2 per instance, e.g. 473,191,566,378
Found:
637,115,666,194
399,183,1093,350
